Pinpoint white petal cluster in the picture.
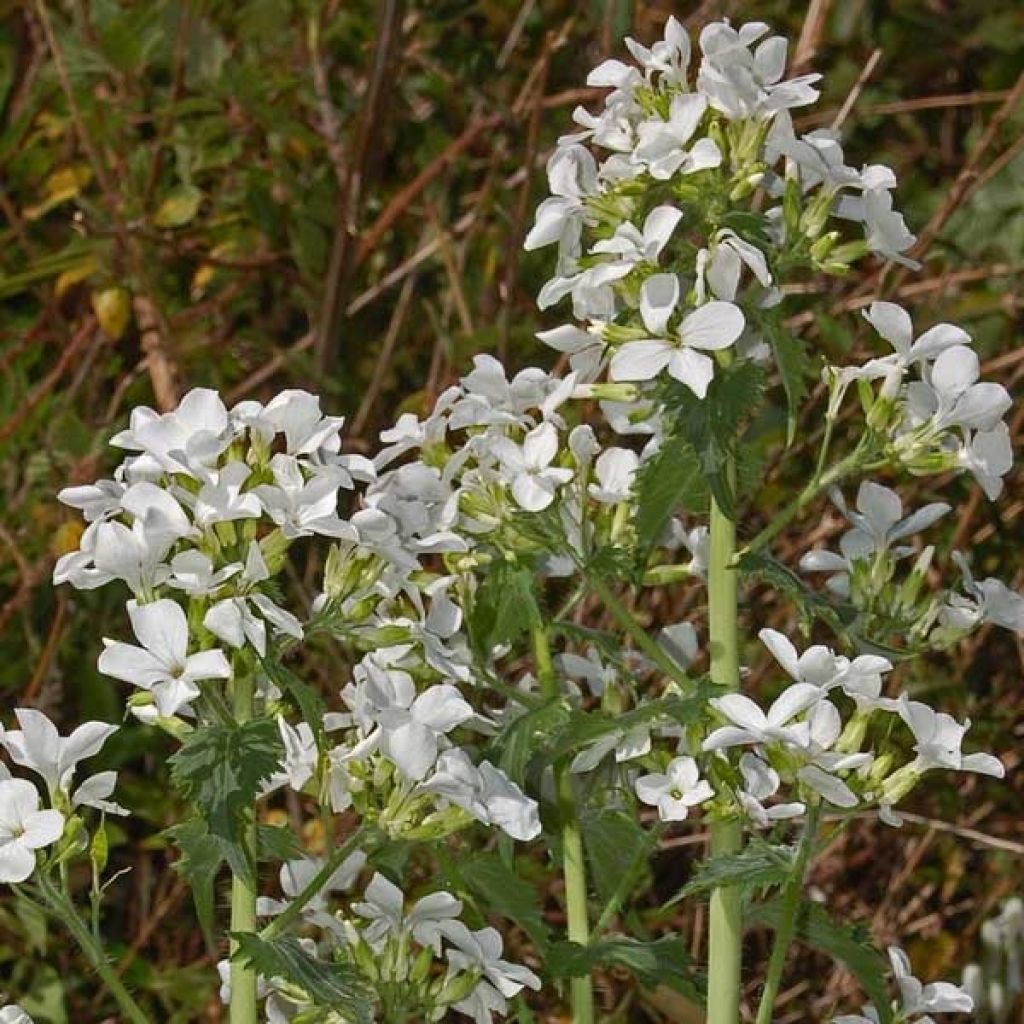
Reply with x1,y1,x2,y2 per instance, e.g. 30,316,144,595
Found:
527,15,915,414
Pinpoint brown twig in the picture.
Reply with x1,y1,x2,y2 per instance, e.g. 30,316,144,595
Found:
793,0,832,72
315,0,407,376
831,48,883,131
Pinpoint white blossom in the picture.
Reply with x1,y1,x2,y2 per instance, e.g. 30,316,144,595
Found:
0,778,64,884
635,756,713,821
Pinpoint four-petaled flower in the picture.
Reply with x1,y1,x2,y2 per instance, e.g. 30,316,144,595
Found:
635,756,714,821
0,778,65,884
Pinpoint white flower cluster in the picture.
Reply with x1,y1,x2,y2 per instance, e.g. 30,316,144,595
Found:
835,302,1015,498
526,16,916,403
219,865,540,1024
0,709,124,883
962,897,1023,1022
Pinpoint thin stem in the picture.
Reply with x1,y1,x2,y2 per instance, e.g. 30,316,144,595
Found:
261,828,370,941
229,673,259,1024
740,448,864,558
707,469,743,1024
581,568,693,693
531,621,594,1024
36,873,149,1024
754,804,822,1024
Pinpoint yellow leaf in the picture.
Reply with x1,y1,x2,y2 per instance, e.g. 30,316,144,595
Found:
91,286,133,340
55,255,99,298
154,184,203,228
908,932,957,980
24,163,93,220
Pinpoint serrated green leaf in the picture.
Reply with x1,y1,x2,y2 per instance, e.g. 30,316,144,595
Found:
748,900,893,1024
491,695,569,785
672,839,795,905
765,319,812,446
260,655,327,748
164,816,226,942
232,934,374,1023
548,934,704,1000
582,808,651,906
169,719,282,844
455,853,550,950
632,436,707,558
736,550,848,636
468,560,539,659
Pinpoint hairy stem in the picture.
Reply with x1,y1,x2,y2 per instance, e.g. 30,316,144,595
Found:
36,873,149,1024
532,620,594,1024
707,473,743,1024
754,805,821,1024
229,673,259,1024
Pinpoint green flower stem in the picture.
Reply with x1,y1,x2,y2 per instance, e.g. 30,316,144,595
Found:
581,568,693,693
531,620,594,1024
260,828,370,941
707,476,743,1024
740,448,865,558
229,672,259,1024
36,873,149,1024
753,804,822,1024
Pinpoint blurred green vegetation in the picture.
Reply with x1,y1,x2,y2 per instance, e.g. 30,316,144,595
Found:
0,1,1021,1020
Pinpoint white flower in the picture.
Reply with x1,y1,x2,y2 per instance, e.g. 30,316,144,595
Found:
624,15,690,85
70,771,129,816
610,290,745,398
588,447,639,504
193,462,263,528
908,345,1011,434
165,550,241,596
956,421,1013,500
635,756,714,821
98,599,231,717
590,205,683,267
0,778,65,883
859,302,968,385
255,456,357,540
889,946,974,1016
0,1006,34,1024
261,389,345,458
275,717,317,792
111,387,231,477
940,551,1024,633
53,518,171,596
352,872,462,952
0,709,117,794
635,94,721,180
570,724,650,773
703,683,822,752
442,921,542,998
703,229,772,301
738,753,805,826
524,144,598,257
492,422,574,512
897,697,1004,778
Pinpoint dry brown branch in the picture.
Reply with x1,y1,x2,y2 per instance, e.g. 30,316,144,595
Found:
793,0,832,71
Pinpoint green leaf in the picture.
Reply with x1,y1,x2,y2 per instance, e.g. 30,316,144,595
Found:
468,560,539,659
660,360,767,518
582,808,652,906
154,183,203,227
548,935,704,1000
260,655,327,748
748,900,893,1024
765,318,812,446
164,816,227,941
232,934,374,1023
455,853,550,950
490,695,569,785
672,839,795,905
632,436,707,557
736,550,849,636
169,719,282,844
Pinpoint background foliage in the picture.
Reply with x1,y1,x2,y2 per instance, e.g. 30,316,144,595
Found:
0,0,1021,1020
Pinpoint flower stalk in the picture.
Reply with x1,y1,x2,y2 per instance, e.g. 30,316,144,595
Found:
706,469,743,1024
753,803,821,1024
229,671,259,1024
531,619,594,1024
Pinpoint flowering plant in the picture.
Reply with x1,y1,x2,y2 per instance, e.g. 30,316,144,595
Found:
1,14,1018,1024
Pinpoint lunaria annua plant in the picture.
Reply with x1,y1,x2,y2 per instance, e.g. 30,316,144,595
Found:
2,15,1020,1024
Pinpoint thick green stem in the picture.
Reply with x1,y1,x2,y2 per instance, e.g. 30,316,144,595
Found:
36,873,149,1024
230,673,259,1024
707,479,743,1024
532,621,594,1024
754,805,821,1024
